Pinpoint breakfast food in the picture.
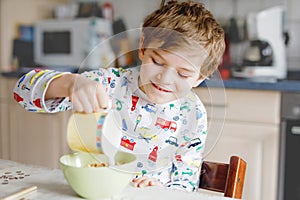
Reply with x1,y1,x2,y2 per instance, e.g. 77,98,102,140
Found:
88,162,108,167
87,161,125,167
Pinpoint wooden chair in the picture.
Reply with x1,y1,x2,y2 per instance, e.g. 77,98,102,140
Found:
199,155,247,199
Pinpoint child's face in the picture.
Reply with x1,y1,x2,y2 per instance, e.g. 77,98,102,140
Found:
138,47,205,104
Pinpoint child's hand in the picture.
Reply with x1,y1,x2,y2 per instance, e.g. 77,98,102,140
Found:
69,75,110,113
132,177,163,188
45,74,110,113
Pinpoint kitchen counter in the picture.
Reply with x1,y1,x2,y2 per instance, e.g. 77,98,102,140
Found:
0,159,234,200
2,68,300,92
199,78,300,92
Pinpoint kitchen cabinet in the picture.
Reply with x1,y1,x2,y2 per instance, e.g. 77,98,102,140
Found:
0,77,72,168
194,87,280,200
0,76,10,159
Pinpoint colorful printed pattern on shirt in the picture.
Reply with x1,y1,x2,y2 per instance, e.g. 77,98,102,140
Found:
13,67,207,192
86,67,207,191
13,69,72,113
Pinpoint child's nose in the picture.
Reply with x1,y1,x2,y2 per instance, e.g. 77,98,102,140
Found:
157,67,175,84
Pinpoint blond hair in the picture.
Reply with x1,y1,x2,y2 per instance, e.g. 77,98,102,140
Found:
142,0,225,78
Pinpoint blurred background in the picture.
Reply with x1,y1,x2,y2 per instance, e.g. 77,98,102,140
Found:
0,0,299,75
0,1,300,200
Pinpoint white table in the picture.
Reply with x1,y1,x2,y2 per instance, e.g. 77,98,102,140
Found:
0,159,235,200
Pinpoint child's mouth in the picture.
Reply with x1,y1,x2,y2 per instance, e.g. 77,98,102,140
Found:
152,83,172,93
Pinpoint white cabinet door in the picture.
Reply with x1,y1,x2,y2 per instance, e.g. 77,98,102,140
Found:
194,87,280,200
6,78,72,168
0,103,10,159
9,103,72,168
204,120,279,200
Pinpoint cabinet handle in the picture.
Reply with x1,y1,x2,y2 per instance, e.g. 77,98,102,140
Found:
291,126,300,135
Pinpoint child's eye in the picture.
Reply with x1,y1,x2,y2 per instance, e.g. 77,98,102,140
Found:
152,58,164,66
178,72,189,79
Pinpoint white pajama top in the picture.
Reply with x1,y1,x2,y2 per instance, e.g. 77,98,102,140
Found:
13,67,208,192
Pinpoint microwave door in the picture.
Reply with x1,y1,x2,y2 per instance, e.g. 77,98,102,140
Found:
43,31,71,54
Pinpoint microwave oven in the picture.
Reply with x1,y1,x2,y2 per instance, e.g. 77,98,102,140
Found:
34,18,114,69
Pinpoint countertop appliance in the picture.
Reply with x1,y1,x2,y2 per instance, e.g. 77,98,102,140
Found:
34,17,114,70
278,93,300,200
232,6,287,82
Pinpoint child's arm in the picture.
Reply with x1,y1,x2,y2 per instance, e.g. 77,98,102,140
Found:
13,69,110,113
44,73,76,99
45,73,110,113
13,69,71,113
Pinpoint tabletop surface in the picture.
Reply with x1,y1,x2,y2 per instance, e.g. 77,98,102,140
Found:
0,159,236,200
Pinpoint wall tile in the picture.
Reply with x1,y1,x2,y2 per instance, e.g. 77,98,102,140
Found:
286,22,300,59
287,59,300,70
287,0,300,20
236,0,263,16
208,0,299,70
263,0,287,9
207,0,234,18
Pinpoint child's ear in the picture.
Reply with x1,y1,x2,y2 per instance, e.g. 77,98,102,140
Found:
138,35,145,60
193,77,205,87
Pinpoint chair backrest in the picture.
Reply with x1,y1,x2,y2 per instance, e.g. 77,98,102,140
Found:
199,155,247,199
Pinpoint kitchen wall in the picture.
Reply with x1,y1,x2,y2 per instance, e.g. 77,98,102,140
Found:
0,0,69,72
283,0,300,71
98,0,300,71
1,0,299,71
204,0,300,71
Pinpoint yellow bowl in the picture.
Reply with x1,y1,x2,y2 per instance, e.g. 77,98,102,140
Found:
60,151,136,199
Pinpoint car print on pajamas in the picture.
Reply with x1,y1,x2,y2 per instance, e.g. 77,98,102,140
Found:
165,136,179,147
155,117,177,132
168,183,187,189
174,167,193,176
141,103,157,114
182,168,193,176
180,102,191,112
120,136,136,151
187,138,202,149
173,114,187,125
195,107,203,120
138,127,157,143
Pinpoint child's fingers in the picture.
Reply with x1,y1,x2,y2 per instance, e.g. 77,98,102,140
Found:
132,177,146,187
71,92,94,113
71,96,84,113
149,180,163,187
136,179,150,188
95,84,110,109
82,102,93,113
132,177,162,188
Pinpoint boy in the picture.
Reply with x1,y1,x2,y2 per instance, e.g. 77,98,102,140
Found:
13,0,225,192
